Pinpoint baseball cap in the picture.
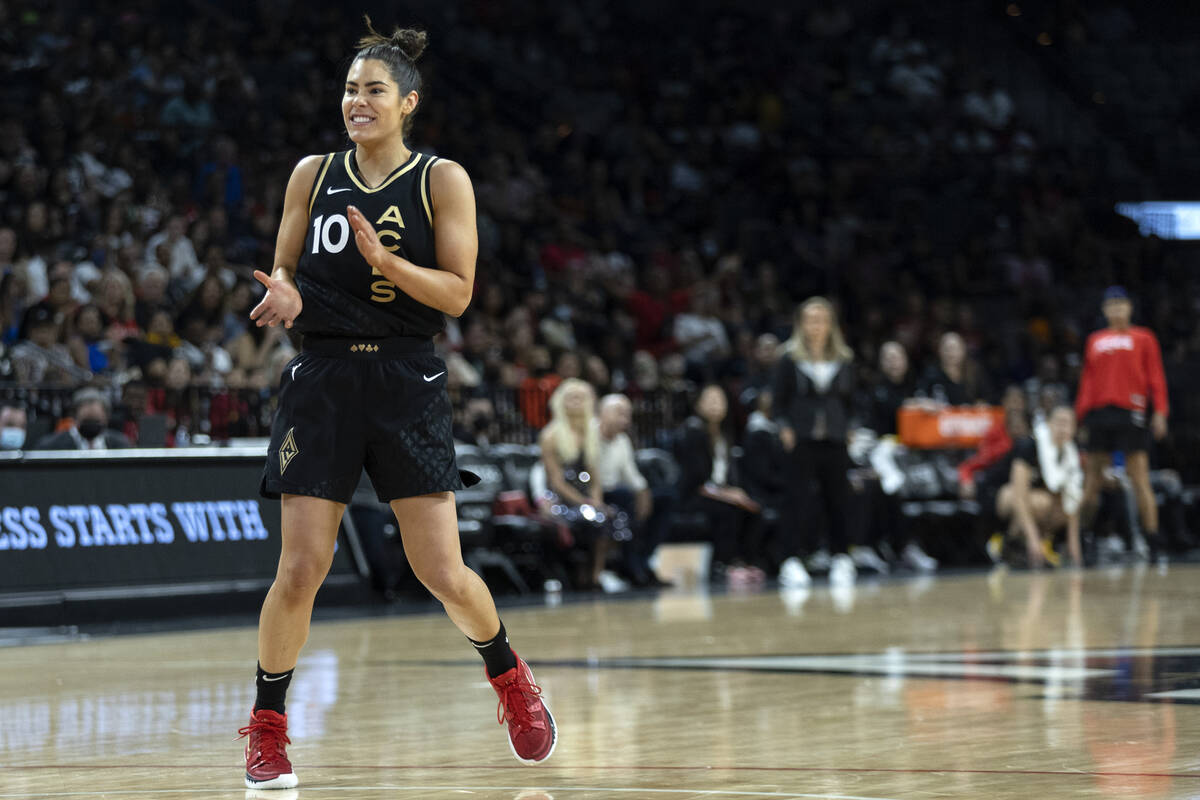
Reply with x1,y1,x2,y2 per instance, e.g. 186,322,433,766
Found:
24,305,55,328
1103,285,1129,302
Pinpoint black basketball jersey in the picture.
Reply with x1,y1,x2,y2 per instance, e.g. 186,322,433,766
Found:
293,149,445,339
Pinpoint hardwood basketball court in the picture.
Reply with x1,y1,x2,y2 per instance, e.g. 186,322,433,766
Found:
3,565,1199,799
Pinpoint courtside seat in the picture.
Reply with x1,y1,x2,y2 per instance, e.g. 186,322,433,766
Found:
452,447,530,594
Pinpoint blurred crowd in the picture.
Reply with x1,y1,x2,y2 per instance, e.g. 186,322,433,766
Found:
0,0,1196,457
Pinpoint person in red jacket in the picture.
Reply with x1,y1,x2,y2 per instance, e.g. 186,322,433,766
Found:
1076,286,1168,557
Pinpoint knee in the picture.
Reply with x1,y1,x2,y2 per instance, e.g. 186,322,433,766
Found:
276,551,332,598
413,561,471,602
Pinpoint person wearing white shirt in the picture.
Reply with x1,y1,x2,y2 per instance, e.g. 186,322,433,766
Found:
595,394,667,587
1034,405,1084,567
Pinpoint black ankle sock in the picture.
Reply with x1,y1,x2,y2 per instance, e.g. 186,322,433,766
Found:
470,621,518,678
254,662,294,714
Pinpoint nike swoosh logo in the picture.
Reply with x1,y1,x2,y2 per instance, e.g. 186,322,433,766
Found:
326,186,352,194
423,371,446,382
261,673,291,682
291,364,299,380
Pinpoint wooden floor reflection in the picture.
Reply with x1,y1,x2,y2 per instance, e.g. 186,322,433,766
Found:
3,565,1200,799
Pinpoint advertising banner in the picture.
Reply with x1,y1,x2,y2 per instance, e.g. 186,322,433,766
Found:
897,406,1005,449
0,450,354,596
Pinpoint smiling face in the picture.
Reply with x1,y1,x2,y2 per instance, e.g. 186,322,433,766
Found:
342,58,418,145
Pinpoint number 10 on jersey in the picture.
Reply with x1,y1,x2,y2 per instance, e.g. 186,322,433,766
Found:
311,213,350,254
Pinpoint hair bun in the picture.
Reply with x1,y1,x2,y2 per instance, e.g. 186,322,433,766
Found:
358,15,427,62
391,29,427,62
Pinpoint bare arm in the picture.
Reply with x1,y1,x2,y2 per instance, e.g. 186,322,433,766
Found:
347,159,477,317
1009,459,1044,565
250,155,324,328
586,459,604,504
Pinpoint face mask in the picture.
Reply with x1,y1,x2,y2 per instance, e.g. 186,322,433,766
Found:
0,427,25,450
77,418,106,441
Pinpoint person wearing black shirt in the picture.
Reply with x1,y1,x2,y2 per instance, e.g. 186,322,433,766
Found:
867,340,915,435
674,384,764,580
239,21,554,790
772,297,857,587
918,331,992,405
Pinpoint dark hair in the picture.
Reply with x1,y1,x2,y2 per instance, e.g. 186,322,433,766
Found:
354,15,427,137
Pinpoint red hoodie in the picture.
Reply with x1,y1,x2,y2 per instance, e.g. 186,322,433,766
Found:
957,420,1013,485
1075,326,1168,419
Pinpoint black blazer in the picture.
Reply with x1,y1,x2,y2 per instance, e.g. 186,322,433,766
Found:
771,354,856,442
674,416,740,499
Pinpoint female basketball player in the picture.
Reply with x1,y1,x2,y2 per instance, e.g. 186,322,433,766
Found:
237,20,555,790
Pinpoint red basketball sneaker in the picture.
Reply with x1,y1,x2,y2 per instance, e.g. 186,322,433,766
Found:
488,654,557,764
238,709,299,789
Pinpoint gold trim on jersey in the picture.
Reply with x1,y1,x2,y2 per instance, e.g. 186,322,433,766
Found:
420,156,439,226
344,150,422,194
307,154,334,215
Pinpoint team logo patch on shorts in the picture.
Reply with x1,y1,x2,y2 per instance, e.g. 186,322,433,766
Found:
279,427,299,474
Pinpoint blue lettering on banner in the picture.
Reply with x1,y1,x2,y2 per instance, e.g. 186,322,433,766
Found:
50,506,74,548
172,502,210,543
237,501,269,541
3,501,266,550
23,508,47,549
149,503,173,544
107,504,139,544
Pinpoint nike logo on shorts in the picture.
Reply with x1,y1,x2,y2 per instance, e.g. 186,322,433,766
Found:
423,371,446,382
326,186,352,194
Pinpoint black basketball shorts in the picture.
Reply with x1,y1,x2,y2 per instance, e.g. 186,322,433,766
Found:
1082,405,1150,454
260,336,476,504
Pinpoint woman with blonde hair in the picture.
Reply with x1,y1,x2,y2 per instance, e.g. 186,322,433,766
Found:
772,297,859,588
537,377,621,590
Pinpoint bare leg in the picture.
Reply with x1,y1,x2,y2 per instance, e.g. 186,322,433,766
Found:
391,492,501,641
997,483,1045,568
258,494,345,673
1080,452,1111,531
1065,511,1082,566
1125,451,1159,535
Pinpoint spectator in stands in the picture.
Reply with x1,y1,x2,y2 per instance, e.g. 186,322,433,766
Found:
959,387,1044,567
773,297,858,587
34,388,132,450
227,323,287,390
537,378,618,591
452,392,498,448
595,393,667,587
133,265,170,330
958,385,1025,499
673,281,731,383
918,331,992,405
738,332,781,414
865,340,915,436
739,393,790,576
0,403,27,450
10,306,89,386
1076,286,1169,560
860,341,939,573
66,304,112,375
1034,405,1084,566
144,215,203,292
0,269,25,345
92,270,139,340
674,383,765,584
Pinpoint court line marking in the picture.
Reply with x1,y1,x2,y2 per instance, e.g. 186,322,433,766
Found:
0,786,902,800
4,764,1199,779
